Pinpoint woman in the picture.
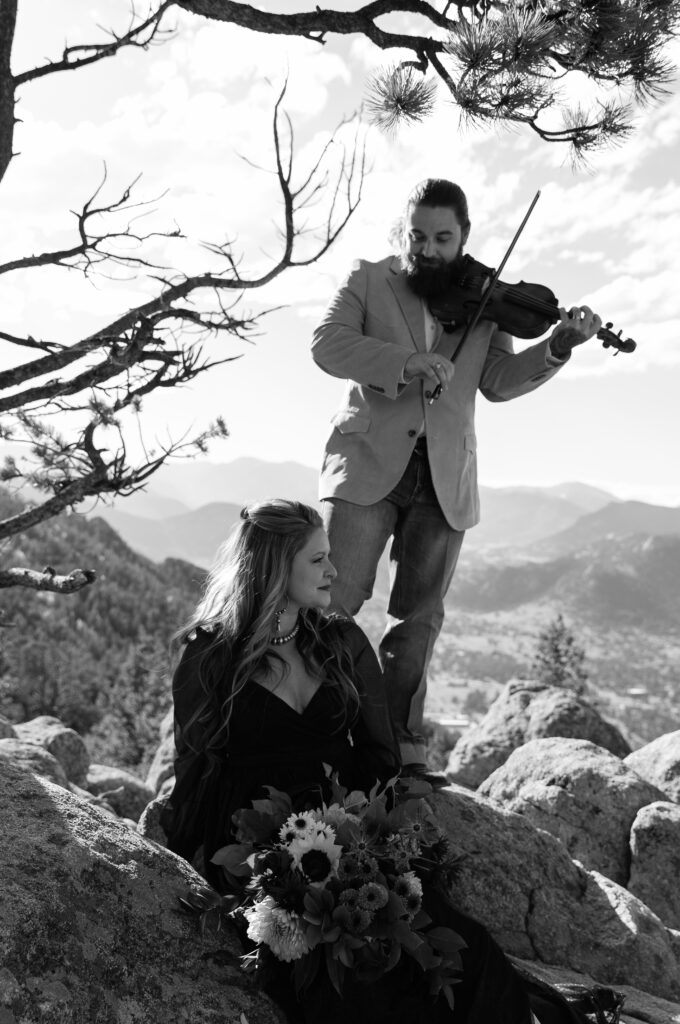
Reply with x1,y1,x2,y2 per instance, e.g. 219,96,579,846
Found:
162,500,604,1024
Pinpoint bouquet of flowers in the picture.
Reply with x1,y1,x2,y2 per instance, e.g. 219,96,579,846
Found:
187,773,466,1009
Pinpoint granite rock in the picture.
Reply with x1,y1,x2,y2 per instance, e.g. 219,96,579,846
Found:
446,680,630,789
478,737,664,884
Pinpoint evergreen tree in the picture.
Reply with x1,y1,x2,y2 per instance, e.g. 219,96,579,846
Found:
532,614,589,695
87,632,173,774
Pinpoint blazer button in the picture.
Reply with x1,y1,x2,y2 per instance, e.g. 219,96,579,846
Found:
407,429,417,437
424,390,432,400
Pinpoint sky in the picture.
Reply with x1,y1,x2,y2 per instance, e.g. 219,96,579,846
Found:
1,1,679,506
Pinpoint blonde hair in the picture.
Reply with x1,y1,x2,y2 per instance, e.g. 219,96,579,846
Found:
175,498,358,768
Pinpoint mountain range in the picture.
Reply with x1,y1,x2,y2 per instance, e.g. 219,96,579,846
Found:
83,456,680,566
2,459,679,748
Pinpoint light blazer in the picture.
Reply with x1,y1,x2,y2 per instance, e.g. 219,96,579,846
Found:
312,256,567,531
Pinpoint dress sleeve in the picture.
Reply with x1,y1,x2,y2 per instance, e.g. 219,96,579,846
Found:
160,632,221,861
342,620,401,788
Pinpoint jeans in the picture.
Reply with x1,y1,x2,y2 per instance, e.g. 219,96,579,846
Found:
322,442,465,765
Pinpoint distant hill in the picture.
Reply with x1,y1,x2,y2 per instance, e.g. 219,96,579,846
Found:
136,456,319,510
539,482,621,512
537,501,680,555
86,465,622,564
3,484,680,748
449,534,680,631
468,488,589,549
96,501,243,566
100,490,191,520
357,532,680,746
0,486,205,739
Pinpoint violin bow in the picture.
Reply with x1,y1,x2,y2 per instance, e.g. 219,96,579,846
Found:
429,190,542,404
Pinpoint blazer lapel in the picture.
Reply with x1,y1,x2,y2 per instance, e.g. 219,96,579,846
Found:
387,258,427,352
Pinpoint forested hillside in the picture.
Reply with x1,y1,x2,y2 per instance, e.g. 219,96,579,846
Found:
0,488,205,771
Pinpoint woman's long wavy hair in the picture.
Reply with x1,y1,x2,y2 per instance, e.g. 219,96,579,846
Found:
174,498,359,770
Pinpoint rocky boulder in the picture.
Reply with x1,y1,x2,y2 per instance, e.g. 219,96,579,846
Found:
0,738,69,788
429,784,680,1001
625,731,680,803
628,801,680,930
477,737,664,884
3,746,680,1019
0,714,16,739
146,707,175,794
513,958,680,1024
0,757,283,1024
137,793,170,845
14,715,89,786
86,763,156,822
445,680,630,789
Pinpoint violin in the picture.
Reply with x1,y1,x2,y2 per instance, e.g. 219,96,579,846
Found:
428,255,636,354
430,253,639,354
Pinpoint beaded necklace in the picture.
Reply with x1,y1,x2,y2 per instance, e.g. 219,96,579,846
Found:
270,620,300,646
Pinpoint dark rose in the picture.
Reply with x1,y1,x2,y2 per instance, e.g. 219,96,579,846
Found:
300,849,333,883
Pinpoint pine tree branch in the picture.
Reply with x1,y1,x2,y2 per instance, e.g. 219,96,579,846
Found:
173,1,457,47
171,0,680,152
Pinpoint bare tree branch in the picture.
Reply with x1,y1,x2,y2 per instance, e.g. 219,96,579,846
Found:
0,168,180,278
0,86,366,576
0,331,64,353
0,566,96,593
14,3,173,86
0,3,172,183
0,0,17,182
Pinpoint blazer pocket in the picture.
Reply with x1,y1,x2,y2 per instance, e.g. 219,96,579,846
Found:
464,433,477,453
332,410,371,434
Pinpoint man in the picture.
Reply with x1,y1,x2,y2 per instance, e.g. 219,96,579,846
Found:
311,178,601,781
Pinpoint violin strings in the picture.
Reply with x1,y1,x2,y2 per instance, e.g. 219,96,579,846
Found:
500,284,607,342
501,284,558,319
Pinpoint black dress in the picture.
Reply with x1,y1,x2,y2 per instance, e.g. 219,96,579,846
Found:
162,619,590,1024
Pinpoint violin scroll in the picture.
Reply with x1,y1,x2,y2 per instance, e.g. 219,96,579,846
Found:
600,321,636,355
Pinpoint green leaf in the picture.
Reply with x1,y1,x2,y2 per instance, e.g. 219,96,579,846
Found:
325,945,345,995
409,942,441,970
426,926,468,955
232,808,279,843
210,843,254,875
383,891,407,921
410,908,432,929
384,939,402,972
262,785,293,817
392,920,424,953
292,947,321,994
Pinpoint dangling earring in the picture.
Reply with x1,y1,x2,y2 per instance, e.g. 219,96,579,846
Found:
271,596,300,646
274,598,288,636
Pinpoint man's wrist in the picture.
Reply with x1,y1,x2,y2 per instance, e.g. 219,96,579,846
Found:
549,335,572,361
402,355,415,382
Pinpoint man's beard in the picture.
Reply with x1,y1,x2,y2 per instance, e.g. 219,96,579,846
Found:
401,250,466,300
